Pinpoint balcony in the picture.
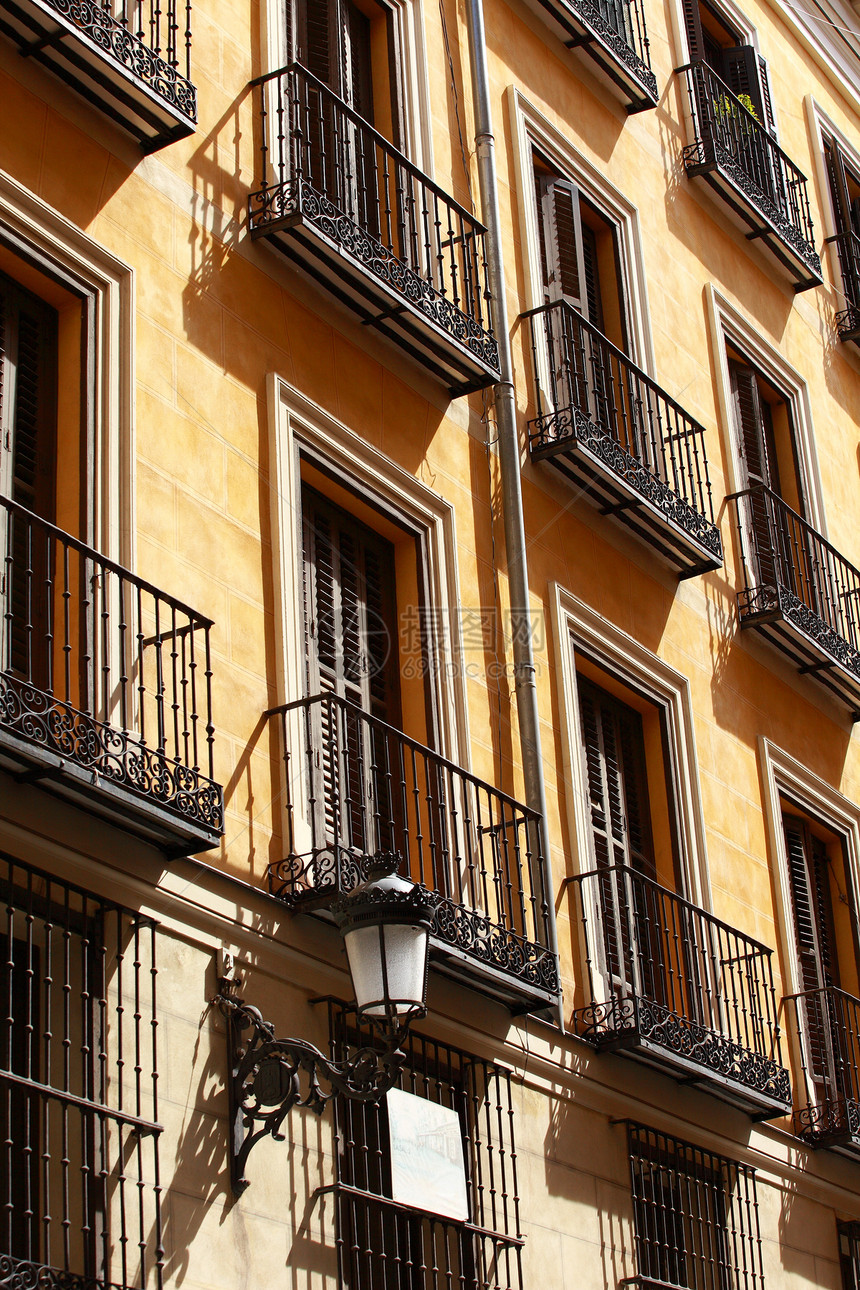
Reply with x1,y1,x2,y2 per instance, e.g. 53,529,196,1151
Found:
827,230,860,343
0,0,196,151
677,62,821,292
520,0,656,113
248,64,500,397
0,496,223,853
730,484,860,718
523,300,723,578
785,986,860,1155
267,693,559,1012
569,865,791,1115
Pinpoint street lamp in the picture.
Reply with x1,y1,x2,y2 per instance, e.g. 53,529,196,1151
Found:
214,852,438,1195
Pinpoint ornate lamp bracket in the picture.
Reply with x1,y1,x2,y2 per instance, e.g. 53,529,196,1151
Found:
213,981,407,1196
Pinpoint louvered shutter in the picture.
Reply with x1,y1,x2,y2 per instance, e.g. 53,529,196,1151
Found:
579,678,658,999
757,56,776,135
722,46,766,126
681,0,706,62
536,172,587,311
301,486,401,861
783,814,839,1097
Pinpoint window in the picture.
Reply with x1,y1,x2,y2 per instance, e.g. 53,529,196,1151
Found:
781,806,860,1141
683,0,775,133
285,0,404,142
533,154,628,351
626,1123,765,1290
0,852,161,1288
824,136,860,339
327,1001,523,1290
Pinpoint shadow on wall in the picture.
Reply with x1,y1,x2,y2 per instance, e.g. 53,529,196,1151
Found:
542,1094,636,1289
160,954,339,1289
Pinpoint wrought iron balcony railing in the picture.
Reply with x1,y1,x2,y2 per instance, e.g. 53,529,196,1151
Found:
827,229,860,343
521,0,656,112
785,985,860,1154
0,495,223,851
248,63,500,396
678,61,821,291
0,0,196,150
524,299,722,577
730,484,860,717
268,693,559,1010
569,864,790,1114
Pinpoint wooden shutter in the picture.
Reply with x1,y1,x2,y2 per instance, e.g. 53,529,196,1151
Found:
681,0,706,61
536,170,587,311
783,814,840,1095
0,275,58,521
578,677,654,877
728,359,778,492
722,46,766,126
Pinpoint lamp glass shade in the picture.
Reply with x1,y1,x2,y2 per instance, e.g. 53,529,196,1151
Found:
343,921,429,1019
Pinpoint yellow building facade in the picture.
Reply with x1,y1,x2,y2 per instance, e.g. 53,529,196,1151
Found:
2,0,860,1281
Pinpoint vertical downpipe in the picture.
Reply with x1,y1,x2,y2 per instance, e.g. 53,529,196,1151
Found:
463,0,563,1029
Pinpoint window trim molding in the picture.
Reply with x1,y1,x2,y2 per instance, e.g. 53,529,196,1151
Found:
506,86,655,374
551,583,711,910
0,168,133,567
705,282,826,537
259,0,434,174
758,736,860,1002
268,373,472,842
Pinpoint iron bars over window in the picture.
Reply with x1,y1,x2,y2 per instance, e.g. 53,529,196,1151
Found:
247,63,500,395
523,299,722,577
678,61,820,290
624,1122,765,1290
0,851,162,1290
569,864,790,1114
729,483,860,717
785,985,860,1153
0,495,223,851
324,999,523,1290
267,693,559,1010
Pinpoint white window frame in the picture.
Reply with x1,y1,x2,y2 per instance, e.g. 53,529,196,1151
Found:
259,0,434,174
506,86,654,374
0,167,134,565
759,736,860,1106
706,283,826,536
551,583,711,910
268,372,471,854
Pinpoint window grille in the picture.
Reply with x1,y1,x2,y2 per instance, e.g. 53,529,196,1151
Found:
0,852,162,1290
324,1000,523,1290
624,1122,764,1290
838,1220,860,1290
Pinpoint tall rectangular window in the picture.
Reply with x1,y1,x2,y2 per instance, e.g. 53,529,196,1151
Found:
0,852,162,1290
626,1123,765,1290
327,1001,523,1290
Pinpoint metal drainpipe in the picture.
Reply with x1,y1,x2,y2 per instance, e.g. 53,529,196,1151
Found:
463,0,563,1030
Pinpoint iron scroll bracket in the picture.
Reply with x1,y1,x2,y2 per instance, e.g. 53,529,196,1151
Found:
213,985,407,1196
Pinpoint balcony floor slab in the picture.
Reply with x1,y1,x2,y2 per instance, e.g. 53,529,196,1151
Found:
0,674,223,856
249,195,500,396
738,583,860,720
573,996,792,1118
530,414,723,578
0,0,196,150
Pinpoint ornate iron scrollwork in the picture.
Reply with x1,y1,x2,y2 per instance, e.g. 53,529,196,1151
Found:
214,987,406,1196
